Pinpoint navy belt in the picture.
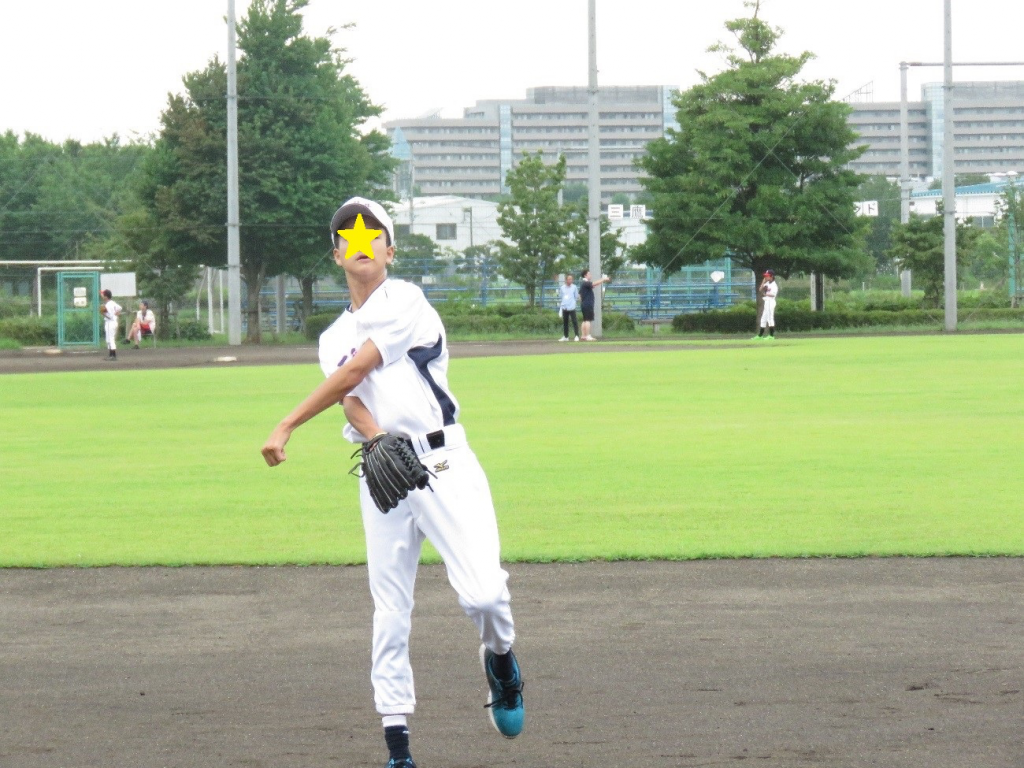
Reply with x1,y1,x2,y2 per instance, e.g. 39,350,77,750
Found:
426,430,445,449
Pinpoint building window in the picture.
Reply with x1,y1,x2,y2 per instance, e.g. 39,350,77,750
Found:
436,223,457,240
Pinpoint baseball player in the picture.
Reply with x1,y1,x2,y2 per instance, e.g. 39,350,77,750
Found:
261,197,525,768
99,289,122,359
756,269,778,340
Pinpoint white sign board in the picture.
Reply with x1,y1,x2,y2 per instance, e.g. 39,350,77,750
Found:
100,272,137,297
607,204,624,220
73,287,87,297
629,204,647,220
710,270,726,284
854,200,879,217
73,297,88,308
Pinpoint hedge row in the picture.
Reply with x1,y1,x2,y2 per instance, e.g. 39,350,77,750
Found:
0,316,58,346
672,307,1024,333
0,315,211,346
304,307,635,340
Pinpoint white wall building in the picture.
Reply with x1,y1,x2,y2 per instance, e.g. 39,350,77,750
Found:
909,175,1020,226
391,196,503,252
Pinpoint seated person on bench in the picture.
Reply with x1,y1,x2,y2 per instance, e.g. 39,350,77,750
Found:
127,300,156,347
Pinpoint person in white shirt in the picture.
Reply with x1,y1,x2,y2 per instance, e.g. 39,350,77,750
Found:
126,300,156,348
557,273,580,341
261,197,524,768
756,269,779,340
99,289,122,360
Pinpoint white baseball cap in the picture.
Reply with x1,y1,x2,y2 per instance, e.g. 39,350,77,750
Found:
330,197,394,247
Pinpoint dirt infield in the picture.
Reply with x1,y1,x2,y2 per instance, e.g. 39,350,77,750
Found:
2,343,1022,767
1,559,1021,768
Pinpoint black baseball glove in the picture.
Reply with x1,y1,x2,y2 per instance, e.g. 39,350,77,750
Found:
350,433,435,513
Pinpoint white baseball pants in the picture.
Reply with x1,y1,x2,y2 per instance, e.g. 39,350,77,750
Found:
760,297,776,328
359,423,515,716
104,319,119,350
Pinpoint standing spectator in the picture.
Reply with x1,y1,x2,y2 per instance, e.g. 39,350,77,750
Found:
99,289,122,360
126,300,156,348
756,270,778,341
557,274,580,342
579,269,611,341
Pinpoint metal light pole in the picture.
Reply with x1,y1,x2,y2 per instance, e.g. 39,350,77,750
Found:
586,0,603,336
899,57,1024,307
226,0,242,345
899,62,912,297
942,0,956,332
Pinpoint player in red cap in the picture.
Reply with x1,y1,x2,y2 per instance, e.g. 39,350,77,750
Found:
756,269,778,341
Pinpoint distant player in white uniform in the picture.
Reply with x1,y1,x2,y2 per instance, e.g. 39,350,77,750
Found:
99,289,122,360
261,198,524,768
756,269,778,340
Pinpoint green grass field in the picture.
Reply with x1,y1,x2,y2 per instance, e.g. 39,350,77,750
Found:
2,335,1023,566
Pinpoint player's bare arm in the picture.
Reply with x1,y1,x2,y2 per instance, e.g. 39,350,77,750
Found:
342,395,382,441
261,339,383,467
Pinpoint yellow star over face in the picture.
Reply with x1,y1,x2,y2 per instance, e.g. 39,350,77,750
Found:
337,214,383,259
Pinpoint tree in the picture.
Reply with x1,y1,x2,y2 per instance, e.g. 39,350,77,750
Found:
389,233,441,280
0,132,148,263
886,208,979,307
634,2,869,320
563,200,627,280
855,175,901,272
133,0,394,342
495,152,570,305
997,183,1024,304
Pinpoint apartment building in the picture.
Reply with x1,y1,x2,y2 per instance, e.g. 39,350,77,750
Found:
388,80,1024,198
386,85,678,202
848,80,1024,179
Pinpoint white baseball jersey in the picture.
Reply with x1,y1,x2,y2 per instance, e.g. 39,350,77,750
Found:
318,279,459,443
102,300,122,321
318,277,515,718
762,281,779,299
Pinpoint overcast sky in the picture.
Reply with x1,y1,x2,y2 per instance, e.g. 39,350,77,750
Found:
2,0,1022,145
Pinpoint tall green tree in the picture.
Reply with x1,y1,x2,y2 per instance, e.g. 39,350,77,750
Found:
886,209,979,307
855,175,901,272
135,0,393,342
635,2,869,317
563,200,627,280
0,132,147,263
495,152,570,305
997,183,1024,304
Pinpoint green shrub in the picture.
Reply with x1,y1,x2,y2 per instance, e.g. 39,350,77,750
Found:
672,306,1024,333
0,337,21,350
304,312,339,341
0,297,33,319
0,316,57,346
174,319,212,341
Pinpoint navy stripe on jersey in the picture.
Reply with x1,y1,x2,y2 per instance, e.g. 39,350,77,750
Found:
407,335,456,426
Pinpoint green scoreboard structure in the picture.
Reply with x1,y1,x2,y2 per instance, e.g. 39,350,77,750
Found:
57,271,101,347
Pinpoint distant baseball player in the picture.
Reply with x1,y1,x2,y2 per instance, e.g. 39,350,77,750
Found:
261,197,525,768
99,289,122,360
756,269,778,341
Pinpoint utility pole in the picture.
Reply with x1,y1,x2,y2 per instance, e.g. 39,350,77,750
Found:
942,0,957,332
226,0,242,345
899,61,912,297
586,0,603,336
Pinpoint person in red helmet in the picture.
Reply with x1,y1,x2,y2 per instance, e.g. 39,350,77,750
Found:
756,269,778,341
